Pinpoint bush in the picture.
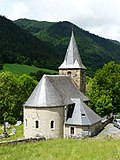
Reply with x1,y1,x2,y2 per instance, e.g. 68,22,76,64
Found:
6,116,17,124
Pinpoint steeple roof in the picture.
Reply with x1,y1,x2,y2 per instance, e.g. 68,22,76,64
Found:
59,30,86,69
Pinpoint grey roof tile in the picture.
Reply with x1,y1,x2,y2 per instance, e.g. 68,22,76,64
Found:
24,75,74,107
24,75,101,125
65,98,101,126
59,30,86,69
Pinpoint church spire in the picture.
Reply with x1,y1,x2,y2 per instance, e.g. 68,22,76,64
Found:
59,30,86,94
59,30,86,69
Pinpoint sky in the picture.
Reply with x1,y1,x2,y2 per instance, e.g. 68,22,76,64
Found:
0,0,120,41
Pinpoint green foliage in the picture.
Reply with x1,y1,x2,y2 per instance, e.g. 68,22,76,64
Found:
30,69,58,81
0,71,37,123
87,61,120,116
0,63,3,70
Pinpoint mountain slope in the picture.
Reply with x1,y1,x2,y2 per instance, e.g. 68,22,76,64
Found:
14,19,120,75
0,16,61,70
0,16,119,76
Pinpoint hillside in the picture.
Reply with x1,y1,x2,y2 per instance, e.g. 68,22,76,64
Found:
0,64,57,76
15,19,120,75
0,16,119,76
0,16,61,70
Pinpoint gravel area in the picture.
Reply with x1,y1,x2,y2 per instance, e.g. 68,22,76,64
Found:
97,123,120,138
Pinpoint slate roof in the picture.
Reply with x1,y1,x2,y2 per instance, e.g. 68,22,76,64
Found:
24,75,101,125
65,98,101,126
24,75,74,107
24,75,88,107
59,30,86,69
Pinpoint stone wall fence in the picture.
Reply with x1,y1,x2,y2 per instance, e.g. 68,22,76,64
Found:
0,137,46,146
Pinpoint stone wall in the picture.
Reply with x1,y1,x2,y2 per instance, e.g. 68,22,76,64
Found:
59,69,86,93
24,106,64,139
0,137,45,146
65,125,89,138
65,122,101,138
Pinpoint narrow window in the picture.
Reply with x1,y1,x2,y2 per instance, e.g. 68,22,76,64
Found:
67,105,74,119
35,120,39,128
70,127,74,135
25,119,27,127
50,120,55,129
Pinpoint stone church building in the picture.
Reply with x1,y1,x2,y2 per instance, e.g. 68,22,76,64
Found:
23,31,101,139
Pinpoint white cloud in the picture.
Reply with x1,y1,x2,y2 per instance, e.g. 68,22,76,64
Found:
10,2,29,20
1,0,120,41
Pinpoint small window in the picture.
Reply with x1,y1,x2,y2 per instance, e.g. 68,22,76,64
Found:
67,71,71,76
70,127,74,135
25,119,27,127
82,113,85,117
35,120,39,128
50,120,55,129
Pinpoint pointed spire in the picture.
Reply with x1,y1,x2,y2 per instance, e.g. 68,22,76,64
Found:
59,30,86,69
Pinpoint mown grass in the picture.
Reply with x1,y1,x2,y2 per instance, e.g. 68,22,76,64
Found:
0,124,23,142
0,138,120,160
0,63,58,75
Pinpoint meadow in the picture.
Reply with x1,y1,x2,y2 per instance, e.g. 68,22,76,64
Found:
0,138,120,160
0,63,58,75
0,124,120,160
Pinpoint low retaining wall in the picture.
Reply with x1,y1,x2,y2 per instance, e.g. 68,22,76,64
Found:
102,116,113,128
0,137,46,146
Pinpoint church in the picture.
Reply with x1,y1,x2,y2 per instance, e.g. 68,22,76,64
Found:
23,30,101,139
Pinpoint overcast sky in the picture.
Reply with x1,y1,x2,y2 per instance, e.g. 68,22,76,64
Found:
0,0,120,41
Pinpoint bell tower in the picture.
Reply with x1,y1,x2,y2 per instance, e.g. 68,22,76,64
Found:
59,30,86,94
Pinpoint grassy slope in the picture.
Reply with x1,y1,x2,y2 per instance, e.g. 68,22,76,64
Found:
0,125,120,160
0,64,58,75
0,139,120,160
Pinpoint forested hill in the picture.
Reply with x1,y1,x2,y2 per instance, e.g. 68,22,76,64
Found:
0,16,61,70
0,15,120,76
14,19,120,75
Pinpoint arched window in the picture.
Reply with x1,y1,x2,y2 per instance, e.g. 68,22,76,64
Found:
35,120,39,128
50,120,55,129
67,71,71,76
25,119,27,127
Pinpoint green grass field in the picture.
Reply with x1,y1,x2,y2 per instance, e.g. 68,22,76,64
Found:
0,125,120,160
0,138,120,160
0,64,58,75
